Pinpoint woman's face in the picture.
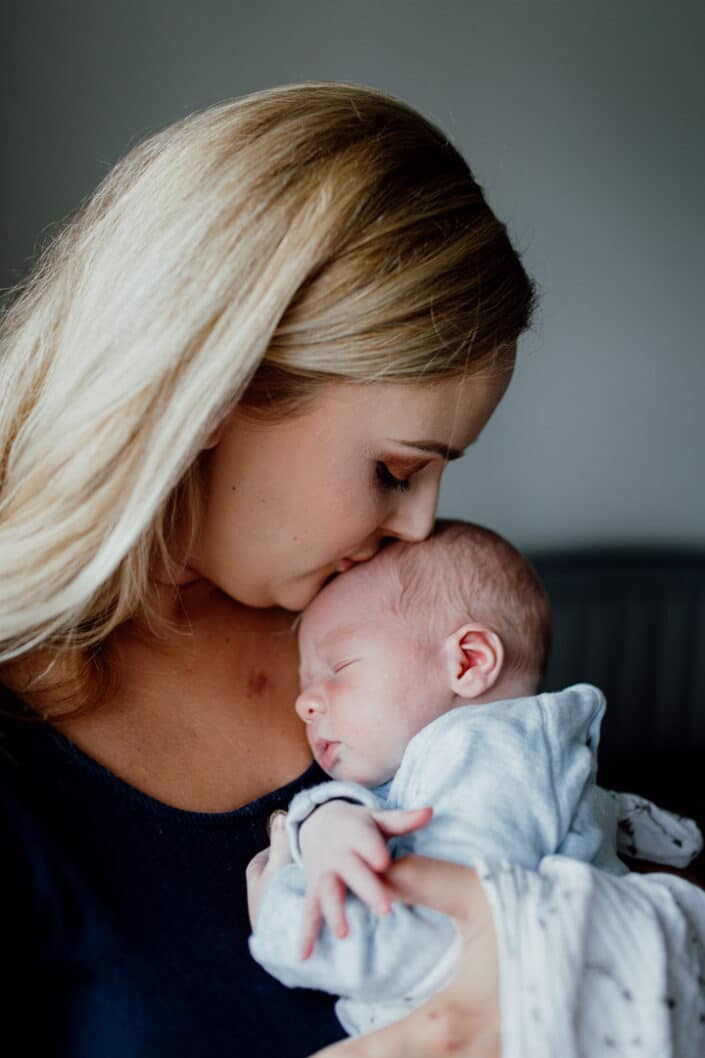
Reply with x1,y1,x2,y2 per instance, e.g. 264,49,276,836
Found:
188,368,512,611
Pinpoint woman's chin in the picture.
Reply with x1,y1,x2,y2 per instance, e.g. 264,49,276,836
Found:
235,563,347,613
274,570,343,612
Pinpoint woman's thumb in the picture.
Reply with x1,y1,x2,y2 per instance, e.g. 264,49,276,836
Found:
265,811,293,871
384,855,483,924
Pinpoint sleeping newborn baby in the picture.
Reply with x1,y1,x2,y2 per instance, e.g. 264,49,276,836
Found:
248,520,702,1035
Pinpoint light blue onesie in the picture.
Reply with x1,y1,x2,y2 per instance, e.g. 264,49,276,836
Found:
249,684,628,1035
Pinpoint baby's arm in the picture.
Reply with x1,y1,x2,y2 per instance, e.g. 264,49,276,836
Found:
249,781,459,1007
287,782,432,958
248,854,460,1006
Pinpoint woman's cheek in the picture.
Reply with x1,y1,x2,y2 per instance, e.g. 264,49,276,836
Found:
347,487,389,538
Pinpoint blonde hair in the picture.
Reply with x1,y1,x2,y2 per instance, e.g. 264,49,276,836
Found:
354,520,551,685
0,83,535,711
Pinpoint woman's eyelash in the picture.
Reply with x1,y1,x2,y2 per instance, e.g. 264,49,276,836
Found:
375,461,411,492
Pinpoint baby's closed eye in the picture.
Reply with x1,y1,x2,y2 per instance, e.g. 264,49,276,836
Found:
333,659,360,673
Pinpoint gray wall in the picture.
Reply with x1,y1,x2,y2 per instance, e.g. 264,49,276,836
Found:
3,1,704,551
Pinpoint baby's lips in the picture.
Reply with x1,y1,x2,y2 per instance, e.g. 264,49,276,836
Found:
313,738,341,771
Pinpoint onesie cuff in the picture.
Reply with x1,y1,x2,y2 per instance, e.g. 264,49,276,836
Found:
286,782,382,864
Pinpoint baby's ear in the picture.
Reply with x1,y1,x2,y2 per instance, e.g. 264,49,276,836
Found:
443,624,504,700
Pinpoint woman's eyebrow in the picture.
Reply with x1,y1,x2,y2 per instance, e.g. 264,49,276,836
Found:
392,440,464,461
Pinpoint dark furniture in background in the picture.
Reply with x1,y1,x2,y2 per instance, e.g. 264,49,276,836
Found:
531,549,705,879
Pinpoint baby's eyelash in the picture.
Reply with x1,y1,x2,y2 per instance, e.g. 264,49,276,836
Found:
375,461,411,492
333,659,358,674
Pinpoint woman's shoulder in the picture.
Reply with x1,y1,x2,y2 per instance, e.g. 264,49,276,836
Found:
0,711,60,936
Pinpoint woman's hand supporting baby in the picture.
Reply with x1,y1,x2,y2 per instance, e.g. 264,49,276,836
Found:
297,803,433,959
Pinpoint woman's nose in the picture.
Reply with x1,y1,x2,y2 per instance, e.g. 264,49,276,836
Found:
381,476,440,543
295,691,327,723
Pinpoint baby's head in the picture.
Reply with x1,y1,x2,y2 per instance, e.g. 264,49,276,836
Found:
296,520,551,786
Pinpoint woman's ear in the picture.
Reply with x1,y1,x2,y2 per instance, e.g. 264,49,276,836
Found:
443,624,505,700
201,419,228,451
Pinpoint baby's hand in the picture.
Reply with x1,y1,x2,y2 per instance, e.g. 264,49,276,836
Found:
298,801,432,959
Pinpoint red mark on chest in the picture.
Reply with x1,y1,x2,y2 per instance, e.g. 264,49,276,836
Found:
247,671,269,696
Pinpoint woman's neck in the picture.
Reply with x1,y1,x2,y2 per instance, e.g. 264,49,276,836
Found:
3,583,313,812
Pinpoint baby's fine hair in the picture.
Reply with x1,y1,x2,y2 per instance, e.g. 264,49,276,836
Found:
365,520,551,684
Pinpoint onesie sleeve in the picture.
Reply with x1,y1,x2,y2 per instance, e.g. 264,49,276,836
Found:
252,778,460,1016
249,861,460,1009
479,856,705,1058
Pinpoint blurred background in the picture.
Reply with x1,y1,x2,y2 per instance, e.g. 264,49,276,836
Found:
2,0,703,549
2,1,704,838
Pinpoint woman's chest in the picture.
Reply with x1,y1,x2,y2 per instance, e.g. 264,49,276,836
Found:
9,763,343,1057
61,608,312,811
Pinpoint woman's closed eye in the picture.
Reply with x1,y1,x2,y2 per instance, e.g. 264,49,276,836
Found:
375,461,411,492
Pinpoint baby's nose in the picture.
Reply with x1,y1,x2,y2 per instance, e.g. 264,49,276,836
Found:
295,691,326,723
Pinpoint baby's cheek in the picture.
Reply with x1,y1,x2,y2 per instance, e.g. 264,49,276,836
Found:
369,735,406,785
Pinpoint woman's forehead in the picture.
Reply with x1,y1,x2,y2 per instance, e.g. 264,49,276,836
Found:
289,372,511,450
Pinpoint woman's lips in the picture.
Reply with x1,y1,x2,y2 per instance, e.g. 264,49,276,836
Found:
336,552,376,573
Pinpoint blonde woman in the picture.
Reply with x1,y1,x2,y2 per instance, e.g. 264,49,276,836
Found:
1,84,702,1058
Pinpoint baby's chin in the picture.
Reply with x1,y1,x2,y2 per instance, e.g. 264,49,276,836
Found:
325,757,393,789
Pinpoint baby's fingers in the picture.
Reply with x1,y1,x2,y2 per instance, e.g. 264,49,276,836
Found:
371,807,433,839
300,893,323,961
320,872,349,942
342,853,393,917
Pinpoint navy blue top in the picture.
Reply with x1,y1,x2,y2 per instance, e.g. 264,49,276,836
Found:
0,706,345,1057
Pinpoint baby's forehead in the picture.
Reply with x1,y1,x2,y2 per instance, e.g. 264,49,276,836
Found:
302,605,387,651
301,578,399,644
315,619,368,647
